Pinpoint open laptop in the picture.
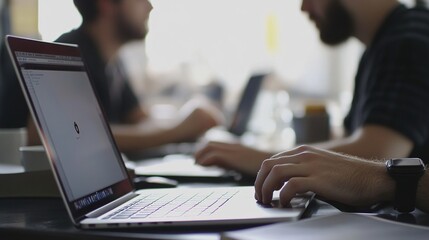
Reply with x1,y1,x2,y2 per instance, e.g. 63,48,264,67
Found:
133,73,266,180
6,35,313,228
223,72,266,137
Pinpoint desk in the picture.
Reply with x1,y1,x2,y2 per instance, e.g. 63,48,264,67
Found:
2,195,429,240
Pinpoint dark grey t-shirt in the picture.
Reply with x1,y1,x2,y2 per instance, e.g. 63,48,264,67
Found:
344,5,429,163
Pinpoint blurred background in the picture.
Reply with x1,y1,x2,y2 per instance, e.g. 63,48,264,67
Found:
0,0,426,149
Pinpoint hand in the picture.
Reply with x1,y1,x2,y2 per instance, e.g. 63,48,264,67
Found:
254,145,395,208
175,97,224,141
195,141,273,176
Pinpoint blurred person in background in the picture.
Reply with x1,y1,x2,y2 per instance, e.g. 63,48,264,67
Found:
196,0,429,176
0,0,223,154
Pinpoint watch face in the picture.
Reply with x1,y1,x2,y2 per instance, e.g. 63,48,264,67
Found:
388,158,426,175
391,158,423,167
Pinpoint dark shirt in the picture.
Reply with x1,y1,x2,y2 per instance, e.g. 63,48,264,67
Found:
56,28,140,123
0,27,140,127
0,40,28,128
344,5,429,163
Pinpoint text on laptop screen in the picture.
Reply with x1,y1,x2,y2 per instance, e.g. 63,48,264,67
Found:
15,51,128,204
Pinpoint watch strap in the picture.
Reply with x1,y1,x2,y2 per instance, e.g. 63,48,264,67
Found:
394,178,419,213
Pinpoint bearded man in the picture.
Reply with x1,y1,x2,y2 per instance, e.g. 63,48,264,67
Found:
195,0,429,176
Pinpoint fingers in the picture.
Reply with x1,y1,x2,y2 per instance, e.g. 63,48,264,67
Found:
194,142,227,165
194,142,234,166
260,164,292,204
278,178,312,206
256,163,308,204
254,148,324,204
255,166,313,206
254,151,313,202
195,152,231,169
254,159,279,201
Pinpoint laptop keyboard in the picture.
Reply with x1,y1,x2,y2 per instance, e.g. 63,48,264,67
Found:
103,190,238,220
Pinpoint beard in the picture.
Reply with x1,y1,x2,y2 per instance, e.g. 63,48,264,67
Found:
317,0,354,45
115,13,148,43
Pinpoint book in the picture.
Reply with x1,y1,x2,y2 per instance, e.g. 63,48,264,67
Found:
222,212,429,240
0,170,60,197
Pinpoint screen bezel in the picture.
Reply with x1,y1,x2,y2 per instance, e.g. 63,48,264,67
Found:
5,35,134,224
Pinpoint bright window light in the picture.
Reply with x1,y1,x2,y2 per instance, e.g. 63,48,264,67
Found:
146,0,321,91
36,0,362,102
38,0,81,41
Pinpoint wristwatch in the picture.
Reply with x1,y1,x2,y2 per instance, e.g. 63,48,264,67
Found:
386,158,426,213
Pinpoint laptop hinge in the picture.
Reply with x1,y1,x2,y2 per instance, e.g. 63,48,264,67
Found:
85,192,138,218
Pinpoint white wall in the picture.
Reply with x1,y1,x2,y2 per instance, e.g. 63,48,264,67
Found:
38,0,81,41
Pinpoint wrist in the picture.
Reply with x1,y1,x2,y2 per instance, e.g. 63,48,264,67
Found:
168,124,190,143
374,163,396,203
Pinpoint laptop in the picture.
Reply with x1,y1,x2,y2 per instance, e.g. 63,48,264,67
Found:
223,72,267,137
134,73,266,180
6,35,313,228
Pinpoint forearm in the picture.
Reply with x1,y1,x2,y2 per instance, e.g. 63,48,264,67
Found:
113,125,184,153
312,138,390,161
311,125,413,160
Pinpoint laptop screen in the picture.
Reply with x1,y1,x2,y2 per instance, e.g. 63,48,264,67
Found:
6,36,133,221
228,73,266,136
